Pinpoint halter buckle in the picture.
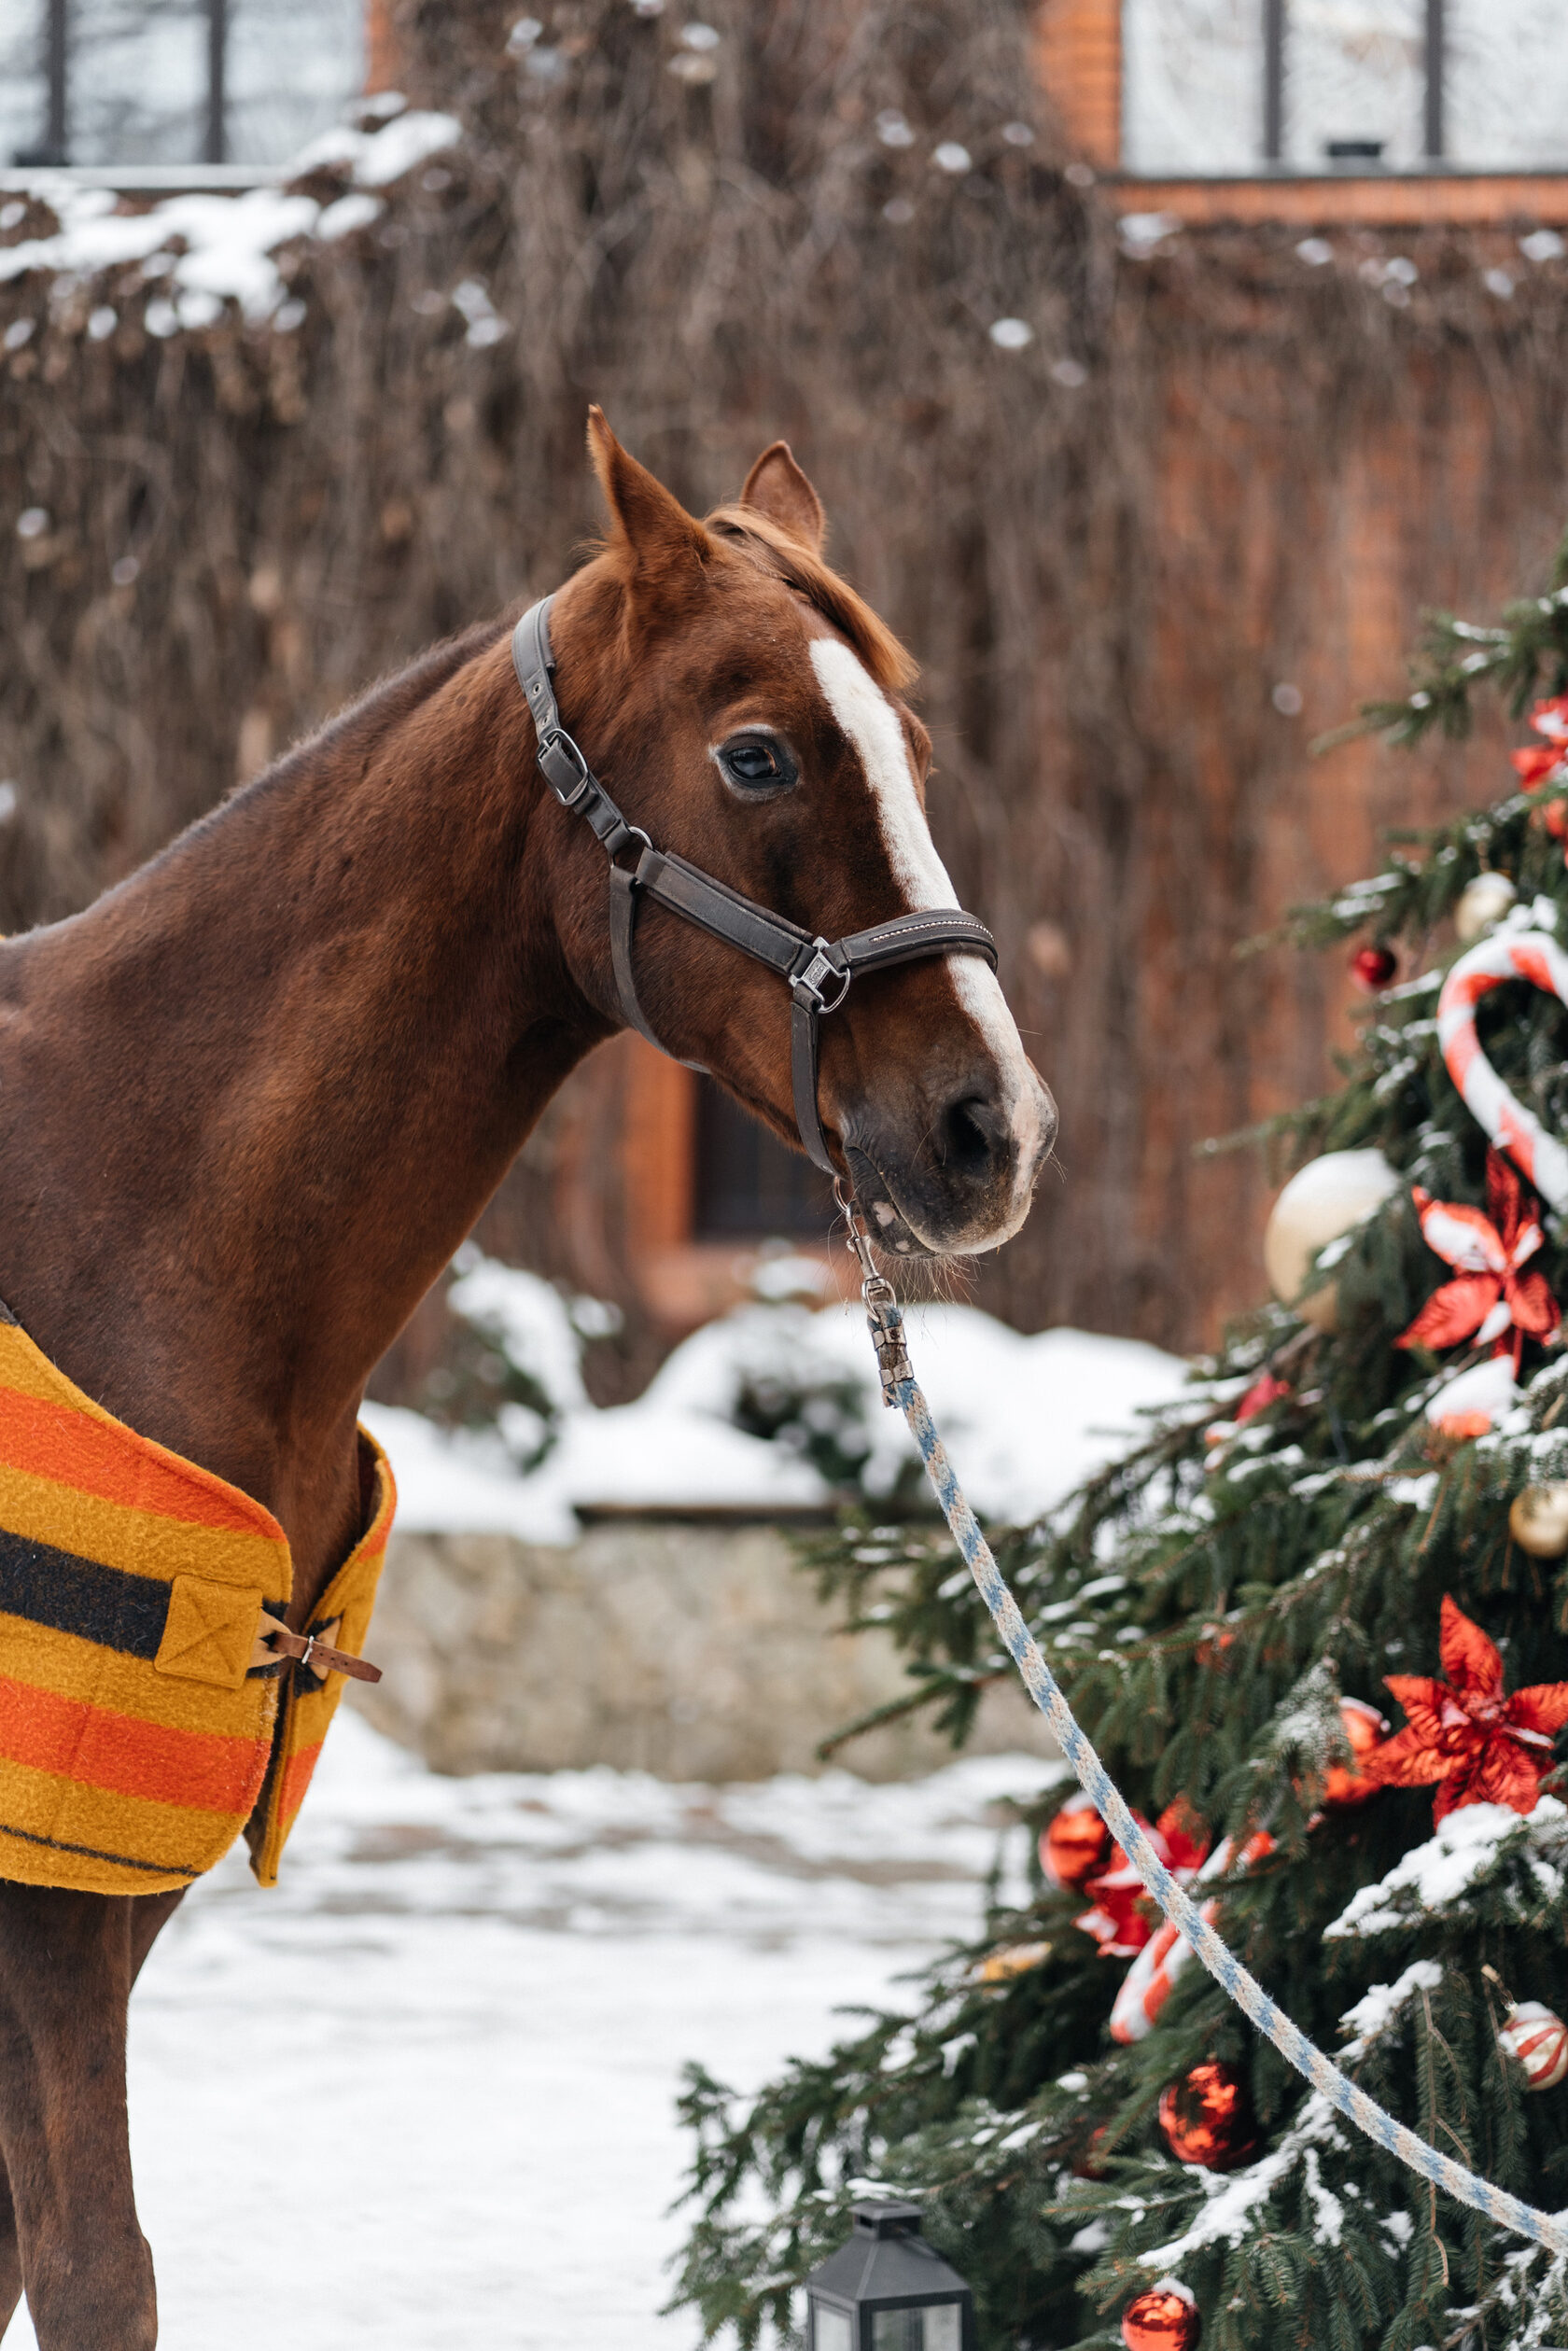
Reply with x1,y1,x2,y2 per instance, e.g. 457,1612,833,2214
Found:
537,726,594,808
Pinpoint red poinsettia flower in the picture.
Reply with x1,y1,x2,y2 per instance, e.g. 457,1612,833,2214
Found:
1513,699,1568,854
1367,1595,1568,1822
1511,744,1566,790
1076,1801,1209,1956
1396,1148,1560,1369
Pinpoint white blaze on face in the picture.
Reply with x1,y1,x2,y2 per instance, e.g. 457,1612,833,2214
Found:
807,637,1047,1230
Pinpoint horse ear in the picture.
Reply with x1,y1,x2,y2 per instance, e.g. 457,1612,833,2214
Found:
739,441,826,554
586,407,709,583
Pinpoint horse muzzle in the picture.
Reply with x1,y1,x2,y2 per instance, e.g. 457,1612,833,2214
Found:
843,1060,1057,1259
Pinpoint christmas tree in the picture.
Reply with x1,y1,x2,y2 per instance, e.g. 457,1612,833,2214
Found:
673,547,1568,2349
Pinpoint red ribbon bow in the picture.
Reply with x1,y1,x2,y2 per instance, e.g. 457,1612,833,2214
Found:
1396,1148,1559,1368
1368,1595,1568,1822
1075,1801,1208,1957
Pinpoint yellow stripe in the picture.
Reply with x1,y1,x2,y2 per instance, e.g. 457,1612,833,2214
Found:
0,1753,250,1872
0,1323,128,1420
0,1828,194,1897
0,1611,280,1738
0,1461,289,1591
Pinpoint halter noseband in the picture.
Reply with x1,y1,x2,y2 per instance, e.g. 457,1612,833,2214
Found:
511,595,999,1176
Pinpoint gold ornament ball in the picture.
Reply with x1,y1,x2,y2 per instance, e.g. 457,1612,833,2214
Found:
1509,1483,1568,1559
977,1939,1052,1987
1263,1151,1400,1332
1454,872,1517,944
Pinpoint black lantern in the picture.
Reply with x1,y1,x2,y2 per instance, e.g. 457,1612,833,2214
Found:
805,2200,977,2351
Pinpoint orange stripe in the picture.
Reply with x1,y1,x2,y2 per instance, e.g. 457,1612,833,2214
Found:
0,1389,273,1537
0,1674,267,1814
279,1738,326,1829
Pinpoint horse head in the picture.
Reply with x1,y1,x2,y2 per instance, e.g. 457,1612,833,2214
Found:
540,412,1057,1261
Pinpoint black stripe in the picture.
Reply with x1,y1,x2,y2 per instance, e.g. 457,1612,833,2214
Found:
0,1817,197,1879
0,1531,170,1659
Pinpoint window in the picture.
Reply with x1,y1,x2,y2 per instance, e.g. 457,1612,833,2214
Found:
2,0,364,170
693,1078,837,1242
1123,0,1568,175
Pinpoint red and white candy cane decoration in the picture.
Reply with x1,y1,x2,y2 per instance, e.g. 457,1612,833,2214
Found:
1438,932,1568,1212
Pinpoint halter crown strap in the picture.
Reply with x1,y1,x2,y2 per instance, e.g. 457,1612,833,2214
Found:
511,595,998,1173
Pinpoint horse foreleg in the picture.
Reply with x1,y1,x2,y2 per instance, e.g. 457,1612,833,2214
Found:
0,1884,156,2350
0,2159,20,2339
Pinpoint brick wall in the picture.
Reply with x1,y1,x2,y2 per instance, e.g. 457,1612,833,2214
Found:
1035,0,1121,166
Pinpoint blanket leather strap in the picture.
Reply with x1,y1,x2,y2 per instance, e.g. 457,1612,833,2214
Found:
259,1619,383,1684
511,595,999,1174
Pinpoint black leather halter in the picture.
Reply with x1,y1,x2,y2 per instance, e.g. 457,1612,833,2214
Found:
511,595,999,1175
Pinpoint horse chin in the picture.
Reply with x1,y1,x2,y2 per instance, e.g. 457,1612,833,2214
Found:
843,1145,945,1262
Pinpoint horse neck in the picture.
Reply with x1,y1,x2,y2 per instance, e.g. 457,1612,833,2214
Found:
0,623,605,1574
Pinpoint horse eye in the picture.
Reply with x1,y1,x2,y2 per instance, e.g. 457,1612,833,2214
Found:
716,735,798,795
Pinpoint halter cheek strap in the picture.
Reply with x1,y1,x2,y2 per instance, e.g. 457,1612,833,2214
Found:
511,595,999,1175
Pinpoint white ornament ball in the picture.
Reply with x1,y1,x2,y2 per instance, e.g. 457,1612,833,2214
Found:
1264,1150,1401,1331
1454,872,1517,944
1498,2001,1568,2091
1510,1481,1568,1559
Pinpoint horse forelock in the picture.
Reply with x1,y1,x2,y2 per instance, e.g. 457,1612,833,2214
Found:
704,507,918,696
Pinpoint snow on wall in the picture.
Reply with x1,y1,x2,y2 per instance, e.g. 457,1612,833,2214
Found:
363,1260,1192,1542
0,107,460,325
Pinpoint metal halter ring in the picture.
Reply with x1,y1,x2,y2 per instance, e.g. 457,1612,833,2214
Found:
792,944,852,1015
608,824,653,876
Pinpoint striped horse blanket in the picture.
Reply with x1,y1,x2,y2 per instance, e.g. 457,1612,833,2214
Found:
0,1305,394,1896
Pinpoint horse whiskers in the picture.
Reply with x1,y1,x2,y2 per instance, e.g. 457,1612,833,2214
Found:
875,1249,973,1308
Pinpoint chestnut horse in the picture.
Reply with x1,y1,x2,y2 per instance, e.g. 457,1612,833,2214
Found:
0,413,1054,2344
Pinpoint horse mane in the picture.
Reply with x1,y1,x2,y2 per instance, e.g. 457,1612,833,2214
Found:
146,616,515,864
267,617,514,793
705,507,919,695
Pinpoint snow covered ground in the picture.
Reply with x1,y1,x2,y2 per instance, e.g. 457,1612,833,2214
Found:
9,1714,1063,2351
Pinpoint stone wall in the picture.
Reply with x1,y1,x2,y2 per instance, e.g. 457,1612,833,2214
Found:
348,1519,1050,1781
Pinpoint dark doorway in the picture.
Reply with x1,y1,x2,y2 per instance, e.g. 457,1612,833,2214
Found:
693,1077,836,1240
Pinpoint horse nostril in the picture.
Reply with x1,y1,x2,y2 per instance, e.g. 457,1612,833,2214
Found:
938,1092,1007,1182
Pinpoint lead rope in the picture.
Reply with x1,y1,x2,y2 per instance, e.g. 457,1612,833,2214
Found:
834,1183,1568,2258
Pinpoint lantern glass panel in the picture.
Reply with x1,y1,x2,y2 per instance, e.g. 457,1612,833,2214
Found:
813,2305,854,2351
871,2307,962,2351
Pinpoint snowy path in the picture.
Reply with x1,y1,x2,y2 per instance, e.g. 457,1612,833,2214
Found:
10,1716,1060,2349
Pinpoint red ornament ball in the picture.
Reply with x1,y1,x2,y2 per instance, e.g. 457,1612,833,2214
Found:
1157,2062,1258,2172
1041,1796,1112,1891
1122,2278,1200,2351
1498,2001,1568,2091
1351,943,1398,993
1323,1696,1391,1809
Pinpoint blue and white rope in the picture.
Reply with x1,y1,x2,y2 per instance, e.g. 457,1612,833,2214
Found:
886,1326,1568,2257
